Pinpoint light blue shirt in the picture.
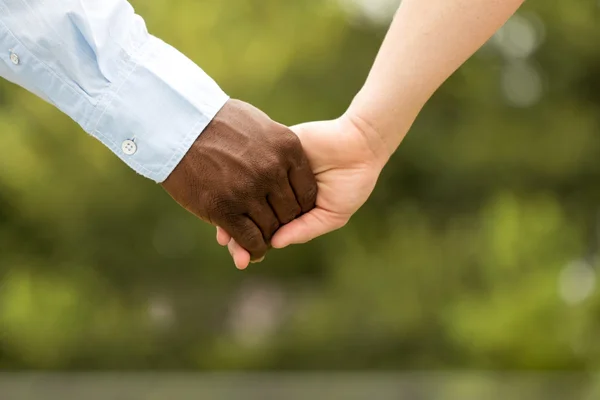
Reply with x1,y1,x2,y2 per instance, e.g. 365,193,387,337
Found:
0,0,229,182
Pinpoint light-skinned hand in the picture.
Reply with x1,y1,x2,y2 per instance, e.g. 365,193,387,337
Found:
216,114,389,269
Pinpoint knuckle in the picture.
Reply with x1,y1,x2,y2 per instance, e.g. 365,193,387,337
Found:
208,194,236,217
268,219,281,235
300,184,318,208
270,169,289,189
255,159,286,188
280,214,294,225
263,156,284,174
226,181,258,204
282,205,302,224
277,131,302,154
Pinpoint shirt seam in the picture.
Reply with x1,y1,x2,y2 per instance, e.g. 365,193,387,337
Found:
84,39,157,177
88,37,224,181
0,6,223,182
87,47,144,135
0,19,86,113
88,37,204,180
19,0,98,65
0,15,155,178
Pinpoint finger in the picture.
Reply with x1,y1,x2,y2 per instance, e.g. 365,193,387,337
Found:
247,201,280,244
288,159,318,214
271,208,349,248
219,216,268,261
216,227,232,246
228,239,252,270
268,181,302,224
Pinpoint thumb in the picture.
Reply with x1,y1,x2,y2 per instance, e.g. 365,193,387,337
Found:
271,208,348,248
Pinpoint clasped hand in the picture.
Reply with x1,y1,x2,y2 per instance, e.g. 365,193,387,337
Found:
161,99,318,263
215,108,388,269
161,98,387,270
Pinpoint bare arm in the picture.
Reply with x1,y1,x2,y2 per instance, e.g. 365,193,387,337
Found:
222,0,528,267
348,0,526,161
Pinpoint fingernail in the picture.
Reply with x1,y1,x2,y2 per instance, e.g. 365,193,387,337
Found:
250,256,265,264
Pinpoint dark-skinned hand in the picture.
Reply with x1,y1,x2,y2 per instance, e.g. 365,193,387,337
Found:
161,99,317,264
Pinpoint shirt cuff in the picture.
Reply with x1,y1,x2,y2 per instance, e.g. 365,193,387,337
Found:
86,36,229,183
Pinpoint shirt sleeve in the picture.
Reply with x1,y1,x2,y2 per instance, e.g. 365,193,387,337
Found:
0,0,229,182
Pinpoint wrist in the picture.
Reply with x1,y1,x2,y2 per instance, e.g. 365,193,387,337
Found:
342,107,400,167
345,98,421,167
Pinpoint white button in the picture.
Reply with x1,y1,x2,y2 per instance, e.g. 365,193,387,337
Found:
121,139,137,155
9,52,19,65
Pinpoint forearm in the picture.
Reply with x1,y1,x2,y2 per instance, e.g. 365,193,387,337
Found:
347,0,525,160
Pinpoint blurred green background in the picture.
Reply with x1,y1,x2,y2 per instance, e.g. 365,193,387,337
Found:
1,0,600,371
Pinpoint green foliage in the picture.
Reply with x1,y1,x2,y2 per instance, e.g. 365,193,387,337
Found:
1,0,600,372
